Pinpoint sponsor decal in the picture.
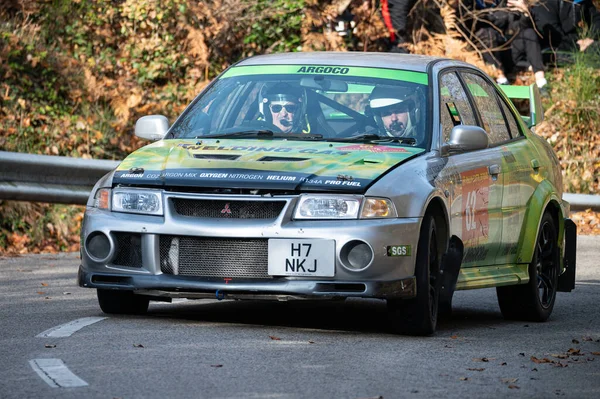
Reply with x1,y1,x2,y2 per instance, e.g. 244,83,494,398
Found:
178,143,351,156
114,169,368,189
386,245,411,256
296,66,350,74
461,167,490,242
336,144,408,153
462,245,489,263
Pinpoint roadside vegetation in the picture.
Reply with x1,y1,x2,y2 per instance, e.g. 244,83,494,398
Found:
1,0,599,253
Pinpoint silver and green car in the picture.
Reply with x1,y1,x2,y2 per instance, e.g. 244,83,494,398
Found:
79,52,576,335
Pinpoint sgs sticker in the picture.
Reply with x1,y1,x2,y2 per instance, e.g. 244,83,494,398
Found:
387,245,411,256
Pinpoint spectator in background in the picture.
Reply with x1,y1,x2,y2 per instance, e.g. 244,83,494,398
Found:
455,0,511,84
501,0,548,90
381,0,419,52
531,0,600,62
457,0,547,89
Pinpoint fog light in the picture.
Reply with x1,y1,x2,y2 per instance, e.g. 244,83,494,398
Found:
341,240,373,270
86,232,111,261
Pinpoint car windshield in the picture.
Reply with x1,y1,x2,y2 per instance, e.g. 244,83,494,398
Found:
169,65,430,148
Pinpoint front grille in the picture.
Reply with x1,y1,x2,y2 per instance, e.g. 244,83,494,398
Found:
159,236,270,278
112,233,142,267
172,198,285,219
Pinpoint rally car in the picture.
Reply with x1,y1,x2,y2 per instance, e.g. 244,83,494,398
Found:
79,52,576,335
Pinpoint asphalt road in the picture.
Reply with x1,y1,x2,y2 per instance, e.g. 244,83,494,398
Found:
1,236,599,399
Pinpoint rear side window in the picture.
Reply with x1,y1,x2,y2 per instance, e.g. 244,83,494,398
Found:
461,72,511,144
499,97,522,138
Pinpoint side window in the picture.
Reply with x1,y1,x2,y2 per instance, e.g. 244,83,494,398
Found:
499,97,522,138
461,72,511,144
439,72,476,142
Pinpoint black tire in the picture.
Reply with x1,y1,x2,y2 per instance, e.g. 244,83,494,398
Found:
97,289,150,315
496,212,559,321
388,214,441,335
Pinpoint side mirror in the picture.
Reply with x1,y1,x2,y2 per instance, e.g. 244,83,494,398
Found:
441,125,489,156
135,115,169,140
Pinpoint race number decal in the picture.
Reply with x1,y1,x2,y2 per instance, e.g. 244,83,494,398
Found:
461,167,490,242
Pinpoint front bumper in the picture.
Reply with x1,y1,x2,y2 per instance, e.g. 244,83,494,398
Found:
79,191,422,300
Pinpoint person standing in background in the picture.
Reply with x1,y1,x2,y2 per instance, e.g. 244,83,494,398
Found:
531,0,600,62
381,0,419,52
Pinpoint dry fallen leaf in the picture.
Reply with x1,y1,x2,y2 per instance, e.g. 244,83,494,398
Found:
269,336,281,341
37,291,45,295
41,283,48,287
572,339,580,344
308,340,315,344
472,357,493,362
568,348,583,355
508,385,520,389
210,364,223,368
592,352,600,356
531,356,553,364
459,377,469,381
501,378,518,384
133,344,144,348
551,354,569,359
467,368,485,371
45,344,56,348
450,335,459,339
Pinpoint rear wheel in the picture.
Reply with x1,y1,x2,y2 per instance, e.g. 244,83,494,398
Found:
388,214,441,335
497,212,559,321
97,289,149,315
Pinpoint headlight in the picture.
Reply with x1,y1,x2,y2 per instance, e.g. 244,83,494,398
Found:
112,189,163,215
294,195,361,219
294,195,397,220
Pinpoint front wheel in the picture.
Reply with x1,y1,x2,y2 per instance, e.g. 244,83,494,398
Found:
388,214,441,335
97,289,149,315
497,212,560,321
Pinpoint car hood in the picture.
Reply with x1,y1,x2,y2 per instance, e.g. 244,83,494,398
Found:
113,139,424,193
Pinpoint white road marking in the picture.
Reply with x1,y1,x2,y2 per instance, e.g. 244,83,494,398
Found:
36,317,107,338
29,359,88,388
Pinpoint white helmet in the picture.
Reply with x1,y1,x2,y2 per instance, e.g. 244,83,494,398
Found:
369,86,416,137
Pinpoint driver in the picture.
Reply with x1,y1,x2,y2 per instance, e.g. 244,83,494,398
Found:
261,83,307,133
369,86,417,138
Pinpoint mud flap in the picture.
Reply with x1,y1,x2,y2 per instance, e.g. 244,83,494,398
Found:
558,218,576,292
438,235,464,307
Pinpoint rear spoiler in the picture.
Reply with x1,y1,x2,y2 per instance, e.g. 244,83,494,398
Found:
500,84,544,128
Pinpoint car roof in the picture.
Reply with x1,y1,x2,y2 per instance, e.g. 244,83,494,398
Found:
235,52,461,73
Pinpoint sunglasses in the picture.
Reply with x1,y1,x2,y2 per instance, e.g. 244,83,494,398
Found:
270,103,298,113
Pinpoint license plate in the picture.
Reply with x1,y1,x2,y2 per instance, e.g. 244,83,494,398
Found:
268,239,335,277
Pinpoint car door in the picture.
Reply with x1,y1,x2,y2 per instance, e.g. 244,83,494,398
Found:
437,70,504,268
459,71,521,267
493,92,542,265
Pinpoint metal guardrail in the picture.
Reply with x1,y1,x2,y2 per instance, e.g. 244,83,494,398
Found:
0,151,119,205
0,151,598,210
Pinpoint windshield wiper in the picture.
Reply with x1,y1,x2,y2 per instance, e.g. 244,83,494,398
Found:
195,130,275,139
329,133,417,145
196,131,324,141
